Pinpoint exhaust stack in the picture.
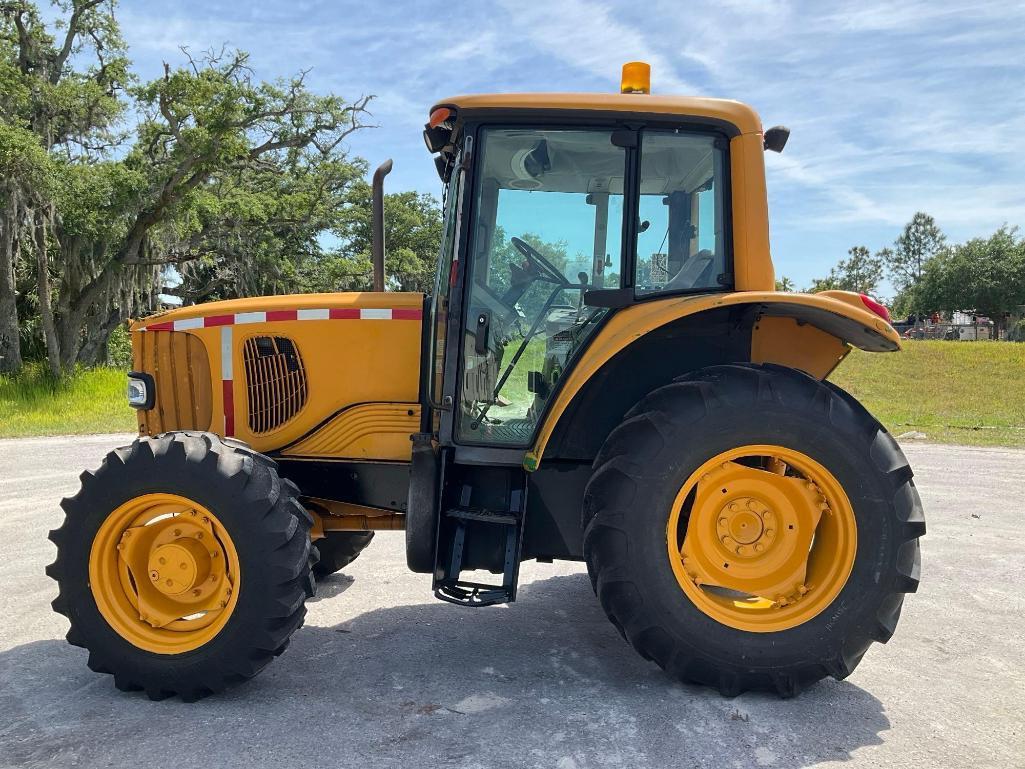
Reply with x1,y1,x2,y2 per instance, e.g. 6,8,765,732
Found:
371,159,393,292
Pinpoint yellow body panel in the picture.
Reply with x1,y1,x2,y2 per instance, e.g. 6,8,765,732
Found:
132,330,213,435
751,316,850,380
528,290,899,466
280,402,421,461
729,132,775,291
132,292,423,458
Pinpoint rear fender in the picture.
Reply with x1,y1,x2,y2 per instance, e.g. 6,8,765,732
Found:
528,290,898,467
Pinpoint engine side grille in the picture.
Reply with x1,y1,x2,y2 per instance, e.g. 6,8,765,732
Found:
242,336,308,434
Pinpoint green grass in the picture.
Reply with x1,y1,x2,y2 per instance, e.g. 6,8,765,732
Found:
0,363,136,438
830,340,1025,447
2,340,1022,447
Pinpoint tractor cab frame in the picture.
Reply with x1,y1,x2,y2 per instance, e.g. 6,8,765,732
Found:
404,93,898,604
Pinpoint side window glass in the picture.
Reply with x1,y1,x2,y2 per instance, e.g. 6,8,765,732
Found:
428,158,463,430
634,131,727,294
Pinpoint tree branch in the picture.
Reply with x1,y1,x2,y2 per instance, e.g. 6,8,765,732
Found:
52,0,104,83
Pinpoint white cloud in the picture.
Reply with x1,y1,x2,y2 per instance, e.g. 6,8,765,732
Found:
110,0,1025,287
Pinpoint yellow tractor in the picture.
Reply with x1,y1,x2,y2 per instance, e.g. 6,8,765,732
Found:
48,63,924,700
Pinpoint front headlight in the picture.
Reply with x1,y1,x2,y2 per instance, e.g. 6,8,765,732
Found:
127,372,155,410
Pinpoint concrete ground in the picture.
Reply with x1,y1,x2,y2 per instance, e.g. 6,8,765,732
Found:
0,435,1022,769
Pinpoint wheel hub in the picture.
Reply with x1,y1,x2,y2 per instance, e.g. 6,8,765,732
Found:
681,457,828,606
115,507,233,629
147,538,211,596
718,499,767,546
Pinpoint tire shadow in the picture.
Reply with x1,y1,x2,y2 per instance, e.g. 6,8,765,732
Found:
0,573,888,769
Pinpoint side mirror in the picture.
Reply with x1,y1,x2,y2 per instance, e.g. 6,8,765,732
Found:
764,126,790,153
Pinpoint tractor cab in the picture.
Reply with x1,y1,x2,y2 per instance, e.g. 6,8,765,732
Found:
418,71,772,458
405,66,782,604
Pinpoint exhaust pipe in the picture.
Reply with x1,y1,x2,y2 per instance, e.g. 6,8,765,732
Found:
371,159,393,292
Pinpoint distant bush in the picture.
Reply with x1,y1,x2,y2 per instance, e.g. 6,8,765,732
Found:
107,325,132,368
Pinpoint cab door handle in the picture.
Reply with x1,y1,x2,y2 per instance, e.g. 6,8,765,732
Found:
474,311,491,355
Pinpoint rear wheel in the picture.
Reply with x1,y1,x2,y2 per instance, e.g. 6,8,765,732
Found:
48,433,314,701
582,364,924,697
312,531,374,578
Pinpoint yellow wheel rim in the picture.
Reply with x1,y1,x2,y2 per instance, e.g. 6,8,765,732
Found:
89,493,241,654
666,445,857,633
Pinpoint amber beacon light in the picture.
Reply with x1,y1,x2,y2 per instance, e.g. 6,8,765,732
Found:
620,61,651,94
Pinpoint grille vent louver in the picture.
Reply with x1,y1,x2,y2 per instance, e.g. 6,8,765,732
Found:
242,336,308,434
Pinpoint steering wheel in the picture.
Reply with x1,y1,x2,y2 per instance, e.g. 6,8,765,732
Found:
511,236,569,287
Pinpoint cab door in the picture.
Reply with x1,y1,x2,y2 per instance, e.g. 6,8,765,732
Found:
456,126,629,447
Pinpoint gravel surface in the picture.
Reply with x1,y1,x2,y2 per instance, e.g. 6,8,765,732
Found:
1,434,1022,768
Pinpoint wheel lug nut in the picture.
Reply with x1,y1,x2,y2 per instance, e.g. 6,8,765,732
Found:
173,529,181,536
193,588,202,596
755,543,764,552
766,528,774,536
150,571,159,580
159,557,166,565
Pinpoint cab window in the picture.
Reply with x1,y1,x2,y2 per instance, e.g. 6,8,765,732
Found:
634,131,728,295
458,127,627,445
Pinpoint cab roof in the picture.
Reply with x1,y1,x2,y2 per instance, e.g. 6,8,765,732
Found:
430,93,763,136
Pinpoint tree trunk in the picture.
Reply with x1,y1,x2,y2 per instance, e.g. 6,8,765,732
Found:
0,186,23,374
33,208,63,376
77,307,121,366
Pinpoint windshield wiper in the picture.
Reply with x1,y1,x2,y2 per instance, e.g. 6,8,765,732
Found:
469,284,564,431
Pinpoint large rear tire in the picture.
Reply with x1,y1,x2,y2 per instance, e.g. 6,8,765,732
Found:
582,364,924,697
48,433,315,701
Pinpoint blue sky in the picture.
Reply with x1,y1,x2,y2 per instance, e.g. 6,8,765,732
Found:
112,0,1025,296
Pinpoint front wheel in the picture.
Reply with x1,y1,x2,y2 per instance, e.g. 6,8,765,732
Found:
582,364,924,697
48,433,315,701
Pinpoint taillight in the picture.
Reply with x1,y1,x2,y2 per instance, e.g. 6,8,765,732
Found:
860,294,891,323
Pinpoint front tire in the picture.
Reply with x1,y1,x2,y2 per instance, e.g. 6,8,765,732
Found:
582,364,924,697
47,433,315,701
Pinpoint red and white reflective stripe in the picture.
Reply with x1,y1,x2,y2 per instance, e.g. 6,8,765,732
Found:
221,326,234,437
139,307,422,331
